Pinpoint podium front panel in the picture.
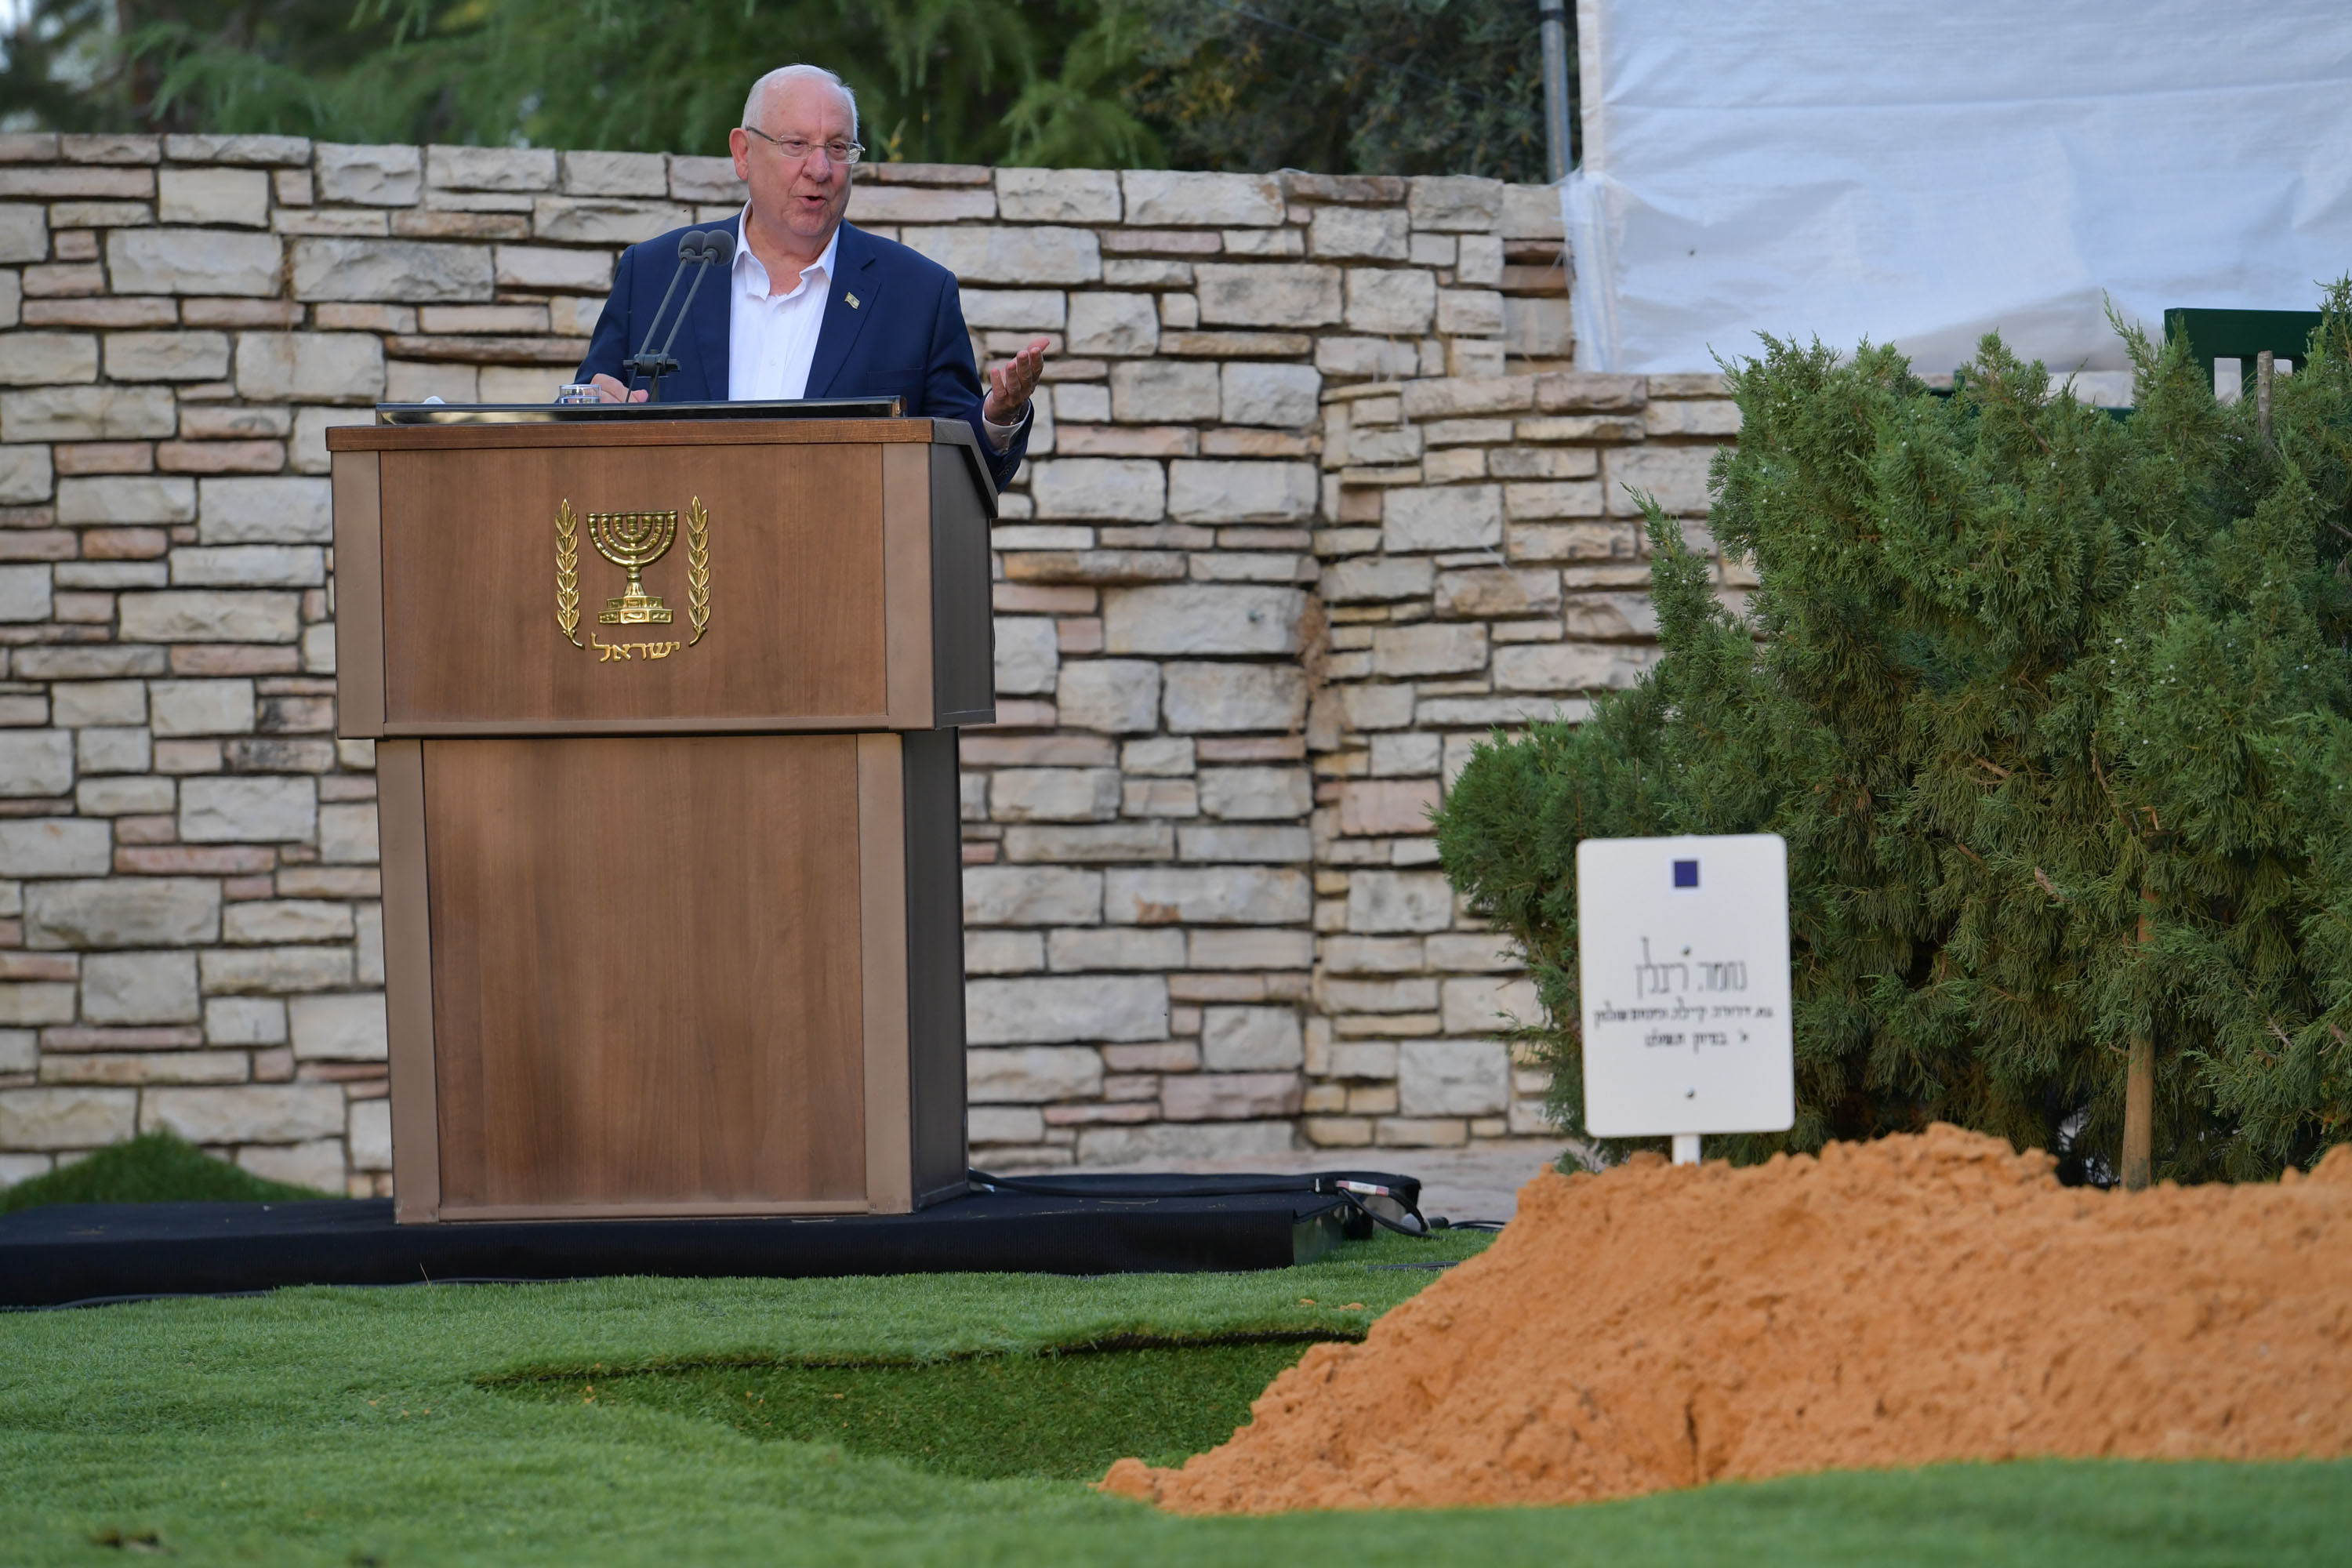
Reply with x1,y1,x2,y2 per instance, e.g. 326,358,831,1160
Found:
380,731,966,1221
328,419,995,735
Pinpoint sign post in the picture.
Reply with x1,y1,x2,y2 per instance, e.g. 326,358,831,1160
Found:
1577,834,1795,1161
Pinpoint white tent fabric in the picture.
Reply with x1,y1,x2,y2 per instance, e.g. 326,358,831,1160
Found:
1563,1,2352,381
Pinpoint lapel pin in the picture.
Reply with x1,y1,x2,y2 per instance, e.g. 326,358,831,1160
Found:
845,292,861,310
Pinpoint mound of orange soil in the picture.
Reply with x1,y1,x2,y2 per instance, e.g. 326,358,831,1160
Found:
1105,1126,2352,1514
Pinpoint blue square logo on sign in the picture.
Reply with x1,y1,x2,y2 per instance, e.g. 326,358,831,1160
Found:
1673,859,1699,888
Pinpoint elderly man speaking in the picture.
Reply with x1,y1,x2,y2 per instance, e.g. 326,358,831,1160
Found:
575,63,1047,488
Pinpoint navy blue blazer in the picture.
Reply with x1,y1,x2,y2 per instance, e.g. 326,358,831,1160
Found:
575,216,1029,488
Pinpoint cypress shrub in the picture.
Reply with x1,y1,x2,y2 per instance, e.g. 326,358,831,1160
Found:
1434,296,2352,1180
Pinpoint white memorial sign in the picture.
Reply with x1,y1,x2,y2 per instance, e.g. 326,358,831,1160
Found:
1577,834,1794,1156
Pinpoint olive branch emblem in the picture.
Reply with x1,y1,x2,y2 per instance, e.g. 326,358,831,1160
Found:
554,499,582,646
684,495,710,646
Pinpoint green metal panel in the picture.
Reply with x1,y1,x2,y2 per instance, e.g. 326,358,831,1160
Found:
2162,308,2324,382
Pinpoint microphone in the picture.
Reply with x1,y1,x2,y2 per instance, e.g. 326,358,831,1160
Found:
623,229,731,401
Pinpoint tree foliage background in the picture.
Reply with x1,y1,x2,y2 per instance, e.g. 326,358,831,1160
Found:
1435,303,2352,1183
0,0,1559,179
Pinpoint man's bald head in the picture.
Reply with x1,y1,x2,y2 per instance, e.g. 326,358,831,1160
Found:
742,64,858,140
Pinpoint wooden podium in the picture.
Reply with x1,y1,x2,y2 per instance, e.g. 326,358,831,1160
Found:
328,411,993,1223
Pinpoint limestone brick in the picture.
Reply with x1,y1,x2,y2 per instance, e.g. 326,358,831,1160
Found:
989,768,1120,822
0,1086,136,1148
289,992,387,1059
197,476,332,543
147,679,256,736
1345,870,1454,933
996,168,1122,224
1076,1120,1299,1161
1223,368,1323,436
1167,460,1316,523
180,775,314,842
560,151,667,198
1309,206,1409,260
960,289,1066,330
1103,360,1212,424
119,590,301,642
82,949,200,1024
107,229,281,296
1056,660,1160,733
103,330,230,382
666,156,746,205
233,332,385,403
1030,458,1167,521
237,1138,344,1190
199,946,352,994
1200,1006,1303,1070
223,901,352,946
993,615,1059,695
50,680,143,728
1160,662,1306,734
169,546,326,587
530,198,691,245
1103,866,1310,925
1384,485,1503,553
347,1098,392,1170
967,1044,1108,1101
0,442,53,502
1196,765,1310,819
205,996,286,1044
1397,1038,1509,1115
1440,975,1541,1035
25,878,220,948
1066,292,1159,356
963,866,1103,927
1103,585,1305,656
844,185,994,224
56,474,194,524
901,226,1101,285
0,330,98,384
158,167,270,227
0,384,176,441
1161,1072,1302,1120
1406,176,1504,231
1046,927,1186,971
1121,171,1283,227
290,238,492,302
1491,641,1653,692
0,730,72,795
142,1083,343,1142
1604,444,1718,515
0,202,46,263
1194,263,1342,327
967,975,1167,1045
0,818,111,877
1344,268,1436,334
315,143,422,205
318,803,379,863
427,144,557,192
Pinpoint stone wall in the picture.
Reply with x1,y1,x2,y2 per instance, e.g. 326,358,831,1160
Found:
0,132,1736,1192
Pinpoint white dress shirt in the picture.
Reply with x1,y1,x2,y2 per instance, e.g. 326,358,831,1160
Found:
723,209,1026,448
725,216,837,402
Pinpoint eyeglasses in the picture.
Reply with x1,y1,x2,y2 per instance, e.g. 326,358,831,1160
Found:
740,126,864,166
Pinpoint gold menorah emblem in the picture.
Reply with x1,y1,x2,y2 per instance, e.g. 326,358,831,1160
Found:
587,508,677,625
556,498,710,654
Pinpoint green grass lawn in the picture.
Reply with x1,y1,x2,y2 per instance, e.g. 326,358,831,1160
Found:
2,1216,2344,1566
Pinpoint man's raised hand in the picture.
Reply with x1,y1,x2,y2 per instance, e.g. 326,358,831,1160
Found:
984,336,1052,425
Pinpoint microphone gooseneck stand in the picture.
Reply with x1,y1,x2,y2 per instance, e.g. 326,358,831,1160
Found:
622,229,736,402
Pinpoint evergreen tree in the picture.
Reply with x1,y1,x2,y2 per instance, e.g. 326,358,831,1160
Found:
1436,298,2352,1182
